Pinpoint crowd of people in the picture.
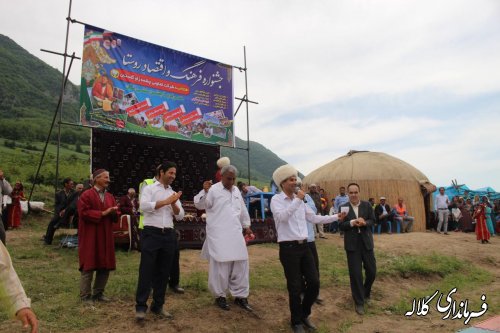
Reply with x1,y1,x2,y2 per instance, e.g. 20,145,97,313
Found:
1,170,27,243
282,184,417,236
434,187,499,244
1,161,499,333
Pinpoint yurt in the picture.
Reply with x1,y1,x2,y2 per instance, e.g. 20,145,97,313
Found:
302,150,436,231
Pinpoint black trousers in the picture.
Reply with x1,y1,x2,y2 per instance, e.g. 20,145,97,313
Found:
308,242,319,277
167,235,180,288
302,242,320,292
346,235,376,306
135,227,176,313
44,214,61,244
279,241,319,326
377,216,393,233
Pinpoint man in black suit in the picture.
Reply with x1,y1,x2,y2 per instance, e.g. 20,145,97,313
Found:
339,183,376,315
43,177,74,245
374,197,394,234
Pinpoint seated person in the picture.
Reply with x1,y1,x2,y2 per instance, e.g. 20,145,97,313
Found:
118,188,139,217
374,196,394,233
59,183,84,229
393,197,415,233
368,197,376,209
91,74,114,107
117,188,140,250
239,182,263,218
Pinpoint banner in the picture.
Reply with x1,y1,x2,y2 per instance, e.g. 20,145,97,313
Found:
79,25,234,146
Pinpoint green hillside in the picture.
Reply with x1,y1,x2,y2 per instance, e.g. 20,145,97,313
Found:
0,34,293,188
222,137,303,182
0,34,85,144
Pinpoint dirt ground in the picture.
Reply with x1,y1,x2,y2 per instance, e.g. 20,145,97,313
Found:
76,231,499,333
4,230,500,333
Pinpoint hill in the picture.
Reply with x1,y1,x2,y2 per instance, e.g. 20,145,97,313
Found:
222,137,304,182
0,34,294,185
0,34,86,145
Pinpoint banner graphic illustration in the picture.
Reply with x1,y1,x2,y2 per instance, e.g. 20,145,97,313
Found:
79,25,234,146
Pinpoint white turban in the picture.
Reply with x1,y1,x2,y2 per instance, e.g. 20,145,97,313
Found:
217,157,230,168
272,164,298,188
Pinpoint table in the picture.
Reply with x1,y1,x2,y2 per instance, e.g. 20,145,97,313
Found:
245,192,275,219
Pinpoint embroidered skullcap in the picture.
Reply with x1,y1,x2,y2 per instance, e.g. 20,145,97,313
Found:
92,169,107,179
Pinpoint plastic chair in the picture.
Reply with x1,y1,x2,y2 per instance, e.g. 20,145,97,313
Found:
113,214,132,251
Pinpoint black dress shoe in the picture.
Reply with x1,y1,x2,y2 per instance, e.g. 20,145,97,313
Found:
135,311,146,321
291,324,305,333
234,297,253,311
215,296,230,310
151,308,174,319
92,294,111,302
80,295,92,302
314,296,324,305
355,304,365,315
301,317,317,330
171,286,185,294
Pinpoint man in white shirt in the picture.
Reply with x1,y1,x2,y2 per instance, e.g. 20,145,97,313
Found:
239,182,264,218
270,165,343,333
135,162,184,321
434,187,450,234
194,165,254,312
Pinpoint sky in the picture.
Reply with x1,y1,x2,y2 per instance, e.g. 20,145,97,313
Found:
1,0,499,190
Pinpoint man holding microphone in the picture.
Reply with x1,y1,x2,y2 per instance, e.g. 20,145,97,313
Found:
270,165,344,333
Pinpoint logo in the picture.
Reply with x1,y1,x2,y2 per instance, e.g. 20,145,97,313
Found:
405,288,488,325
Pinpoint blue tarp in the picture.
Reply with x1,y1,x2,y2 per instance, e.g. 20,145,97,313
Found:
433,184,500,202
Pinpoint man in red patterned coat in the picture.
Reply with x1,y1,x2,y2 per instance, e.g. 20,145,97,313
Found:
77,169,119,302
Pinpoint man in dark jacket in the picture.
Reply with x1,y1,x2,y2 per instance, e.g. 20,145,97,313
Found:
374,197,394,234
339,183,376,315
43,178,74,245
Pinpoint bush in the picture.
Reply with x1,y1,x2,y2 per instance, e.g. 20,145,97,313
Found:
4,140,16,148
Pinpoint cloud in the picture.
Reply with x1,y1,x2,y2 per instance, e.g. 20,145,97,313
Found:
1,0,499,190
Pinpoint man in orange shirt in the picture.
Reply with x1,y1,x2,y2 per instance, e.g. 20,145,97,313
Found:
393,197,414,233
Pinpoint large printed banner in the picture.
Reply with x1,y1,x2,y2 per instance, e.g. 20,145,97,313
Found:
79,25,234,146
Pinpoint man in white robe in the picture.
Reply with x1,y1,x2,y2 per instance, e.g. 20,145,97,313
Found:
194,165,254,311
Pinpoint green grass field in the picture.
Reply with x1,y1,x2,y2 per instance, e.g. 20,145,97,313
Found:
1,214,496,332
0,139,90,205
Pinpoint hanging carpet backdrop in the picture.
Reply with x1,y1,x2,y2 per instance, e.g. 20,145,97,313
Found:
91,129,277,248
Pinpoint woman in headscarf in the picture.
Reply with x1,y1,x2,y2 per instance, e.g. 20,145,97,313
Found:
458,197,473,232
472,201,490,244
7,181,25,229
482,196,496,236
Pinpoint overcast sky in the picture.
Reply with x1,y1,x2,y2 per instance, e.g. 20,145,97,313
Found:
1,0,499,190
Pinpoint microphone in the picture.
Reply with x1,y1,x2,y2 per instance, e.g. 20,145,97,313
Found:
295,186,307,203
